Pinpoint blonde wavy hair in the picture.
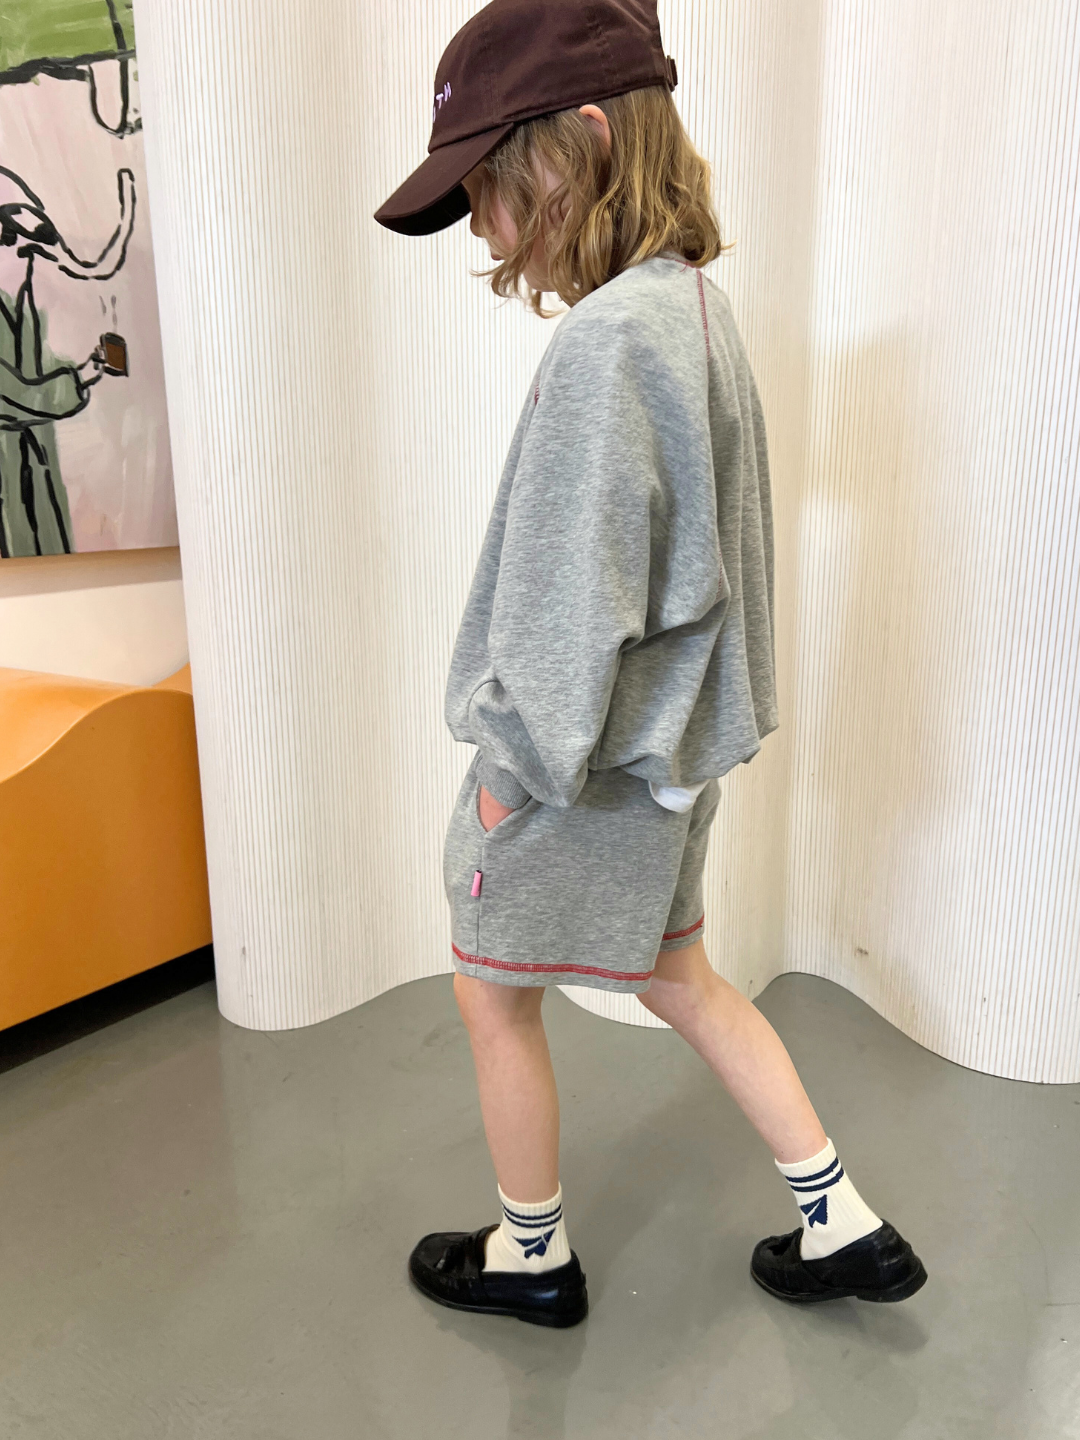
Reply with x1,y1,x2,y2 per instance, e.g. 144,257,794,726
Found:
474,84,734,317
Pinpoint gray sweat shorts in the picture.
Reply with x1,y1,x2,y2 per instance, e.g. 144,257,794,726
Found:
443,751,721,992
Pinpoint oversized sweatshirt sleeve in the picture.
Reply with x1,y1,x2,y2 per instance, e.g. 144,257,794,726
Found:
469,315,656,810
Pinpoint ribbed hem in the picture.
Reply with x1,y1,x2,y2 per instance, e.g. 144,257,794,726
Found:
452,943,654,992
475,752,532,809
484,1183,571,1272
497,1183,562,1219
775,1138,837,1180
657,913,705,949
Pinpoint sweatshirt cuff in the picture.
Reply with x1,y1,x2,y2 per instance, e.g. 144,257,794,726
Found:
475,752,532,810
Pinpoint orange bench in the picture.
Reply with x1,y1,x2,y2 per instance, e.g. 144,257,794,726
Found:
0,664,212,1030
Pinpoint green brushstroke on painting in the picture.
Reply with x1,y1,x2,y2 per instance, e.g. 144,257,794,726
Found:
0,290,80,556
0,0,135,81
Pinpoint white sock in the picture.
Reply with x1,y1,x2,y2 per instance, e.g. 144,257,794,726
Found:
775,1139,883,1261
482,1184,572,1274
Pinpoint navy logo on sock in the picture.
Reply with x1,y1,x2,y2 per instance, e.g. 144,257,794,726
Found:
517,1228,557,1258
799,1196,829,1227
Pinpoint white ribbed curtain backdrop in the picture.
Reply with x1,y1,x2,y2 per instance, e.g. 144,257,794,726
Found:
132,0,1080,1083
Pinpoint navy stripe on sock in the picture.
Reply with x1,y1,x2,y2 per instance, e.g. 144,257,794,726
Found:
786,1168,845,1194
502,1202,562,1222
783,1156,841,1186
503,1208,563,1228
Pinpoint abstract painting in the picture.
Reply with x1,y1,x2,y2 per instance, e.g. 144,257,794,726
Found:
0,1,176,556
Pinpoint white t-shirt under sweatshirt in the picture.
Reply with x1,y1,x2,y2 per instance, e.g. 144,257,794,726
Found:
446,253,778,819
647,778,710,813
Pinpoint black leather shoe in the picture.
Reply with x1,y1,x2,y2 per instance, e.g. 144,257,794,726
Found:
408,1224,589,1327
751,1220,927,1304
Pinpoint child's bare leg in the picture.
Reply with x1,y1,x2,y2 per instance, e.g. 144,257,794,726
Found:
453,972,559,1200
452,972,573,1275
407,973,583,1319
638,940,906,1275
425,950,924,1309
638,940,826,1162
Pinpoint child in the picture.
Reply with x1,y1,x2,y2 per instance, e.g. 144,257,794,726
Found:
375,0,926,1328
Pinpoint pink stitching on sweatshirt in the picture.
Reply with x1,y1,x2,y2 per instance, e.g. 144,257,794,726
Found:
696,270,711,361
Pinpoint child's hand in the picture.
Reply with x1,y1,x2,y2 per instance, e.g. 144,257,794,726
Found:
478,784,516,832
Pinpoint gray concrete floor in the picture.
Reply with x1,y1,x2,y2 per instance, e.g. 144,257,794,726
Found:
1,970,1077,1440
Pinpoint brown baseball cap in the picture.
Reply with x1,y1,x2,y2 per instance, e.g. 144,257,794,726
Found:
374,0,677,236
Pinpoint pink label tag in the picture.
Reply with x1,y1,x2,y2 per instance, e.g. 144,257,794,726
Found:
471,870,483,897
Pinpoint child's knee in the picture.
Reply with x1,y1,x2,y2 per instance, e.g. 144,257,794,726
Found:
637,980,685,1026
453,969,483,1025
453,970,543,1032
636,984,664,1018
638,960,715,1027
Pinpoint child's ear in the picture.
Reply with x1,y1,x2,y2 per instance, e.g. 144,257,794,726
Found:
577,104,612,153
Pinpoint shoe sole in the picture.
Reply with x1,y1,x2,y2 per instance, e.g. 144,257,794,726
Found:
409,1274,589,1328
750,1260,928,1305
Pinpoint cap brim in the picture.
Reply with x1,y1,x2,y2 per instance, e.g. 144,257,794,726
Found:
374,124,515,236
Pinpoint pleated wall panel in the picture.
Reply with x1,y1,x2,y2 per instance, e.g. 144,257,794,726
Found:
782,0,1080,1082
132,0,556,1028
133,0,1079,1080
581,2,1080,1080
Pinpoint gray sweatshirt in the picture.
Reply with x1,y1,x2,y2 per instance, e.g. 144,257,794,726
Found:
445,252,778,811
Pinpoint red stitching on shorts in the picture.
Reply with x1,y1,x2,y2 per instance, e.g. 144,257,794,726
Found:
662,914,704,940
534,381,540,405
695,271,711,362
452,943,653,983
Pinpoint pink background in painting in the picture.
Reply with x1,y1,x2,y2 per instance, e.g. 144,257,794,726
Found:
0,62,177,551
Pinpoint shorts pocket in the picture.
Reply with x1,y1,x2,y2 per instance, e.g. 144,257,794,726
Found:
472,767,686,985
473,774,540,840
